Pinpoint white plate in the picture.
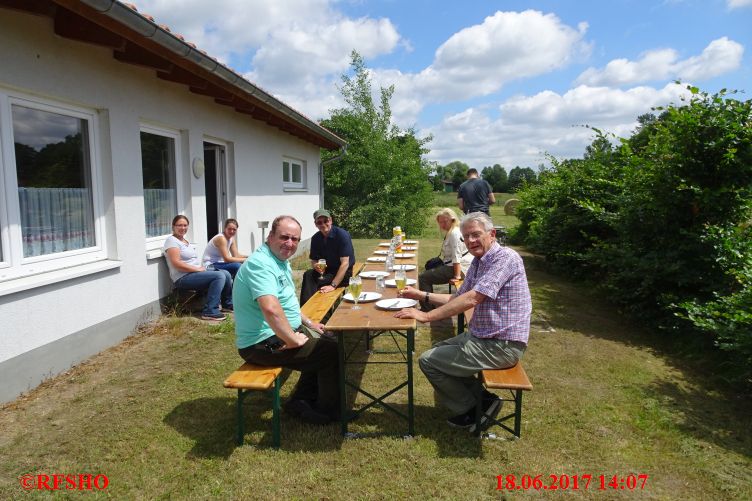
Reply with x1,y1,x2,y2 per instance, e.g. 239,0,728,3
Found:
401,246,417,251
384,278,417,288
392,264,416,271
378,242,391,247
343,291,382,302
360,270,390,279
375,298,418,310
394,253,415,259
404,240,418,244
373,250,389,255
367,256,386,262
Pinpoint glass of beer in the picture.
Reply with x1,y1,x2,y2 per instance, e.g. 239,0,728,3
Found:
349,275,363,310
395,269,407,292
317,259,327,281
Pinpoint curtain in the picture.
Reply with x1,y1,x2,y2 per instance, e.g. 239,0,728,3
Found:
18,187,95,257
144,188,176,238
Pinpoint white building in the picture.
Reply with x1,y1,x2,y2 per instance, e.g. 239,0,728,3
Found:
0,0,345,403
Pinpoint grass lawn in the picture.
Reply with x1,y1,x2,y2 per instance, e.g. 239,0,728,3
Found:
1,193,750,499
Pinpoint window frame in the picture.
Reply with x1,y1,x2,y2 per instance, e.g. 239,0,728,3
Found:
282,156,306,190
0,89,107,283
139,123,184,253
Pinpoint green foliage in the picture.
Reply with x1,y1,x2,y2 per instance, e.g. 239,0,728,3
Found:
320,52,433,238
515,87,752,384
481,163,508,192
507,166,538,192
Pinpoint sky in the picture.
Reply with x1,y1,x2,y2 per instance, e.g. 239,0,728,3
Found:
128,0,752,170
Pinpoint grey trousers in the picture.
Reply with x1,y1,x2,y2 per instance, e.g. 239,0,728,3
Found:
418,331,526,415
418,264,462,310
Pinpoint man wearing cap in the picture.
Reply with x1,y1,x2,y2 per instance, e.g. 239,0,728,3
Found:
299,209,356,305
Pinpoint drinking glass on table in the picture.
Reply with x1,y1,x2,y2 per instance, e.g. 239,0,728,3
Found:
349,275,363,310
395,269,407,292
316,259,327,281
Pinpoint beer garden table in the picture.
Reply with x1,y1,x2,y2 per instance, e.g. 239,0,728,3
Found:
324,241,420,437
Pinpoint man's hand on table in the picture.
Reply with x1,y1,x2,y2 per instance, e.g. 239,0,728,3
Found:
393,307,429,322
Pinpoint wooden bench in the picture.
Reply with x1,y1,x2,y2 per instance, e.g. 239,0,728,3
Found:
223,261,364,447
475,362,533,438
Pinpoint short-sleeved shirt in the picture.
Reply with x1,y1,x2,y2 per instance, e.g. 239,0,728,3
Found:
202,234,233,267
442,226,473,275
309,225,355,276
163,234,199,282
233,243,301,349
457,177,493,214
456,243,531,344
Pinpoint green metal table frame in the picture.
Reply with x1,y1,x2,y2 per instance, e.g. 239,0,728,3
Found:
337,328,415,437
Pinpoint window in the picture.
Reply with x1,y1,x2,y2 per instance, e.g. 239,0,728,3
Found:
282,157,306,189
0,91,106,283
140,126,180,244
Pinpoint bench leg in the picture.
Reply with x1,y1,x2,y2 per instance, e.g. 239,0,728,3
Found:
457,312,465,335
513,389,523,438
272,376,281,449
236,389,247,445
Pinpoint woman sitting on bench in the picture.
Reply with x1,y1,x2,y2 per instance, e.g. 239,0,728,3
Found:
203,218,247,278
418,208,472,310
164,215,233,321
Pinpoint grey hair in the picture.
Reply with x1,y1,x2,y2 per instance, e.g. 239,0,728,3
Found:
460,211,494,232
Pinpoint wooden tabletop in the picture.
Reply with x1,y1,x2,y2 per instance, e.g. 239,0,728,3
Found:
325,242,419,332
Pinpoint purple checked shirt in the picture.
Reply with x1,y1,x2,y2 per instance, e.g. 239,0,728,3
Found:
456,243,532,344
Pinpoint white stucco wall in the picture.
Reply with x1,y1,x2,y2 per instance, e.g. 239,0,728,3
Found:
0,10,325,398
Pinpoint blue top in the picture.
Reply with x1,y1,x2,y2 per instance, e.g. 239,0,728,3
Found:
458,177,493,214
309,225,355,276
233,243,301,349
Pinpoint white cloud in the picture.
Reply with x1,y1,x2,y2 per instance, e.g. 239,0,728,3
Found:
128,0,401,117
424,83,690,169
575,37,743,86
727,0,752,8
673,37,745,80
371,10,591,125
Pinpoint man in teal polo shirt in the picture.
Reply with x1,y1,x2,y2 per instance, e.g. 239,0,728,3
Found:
233,215,340,425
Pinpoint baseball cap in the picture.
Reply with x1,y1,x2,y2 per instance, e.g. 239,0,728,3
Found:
313,209,331,220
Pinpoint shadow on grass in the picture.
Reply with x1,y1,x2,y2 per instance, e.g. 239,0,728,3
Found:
521,252,752,459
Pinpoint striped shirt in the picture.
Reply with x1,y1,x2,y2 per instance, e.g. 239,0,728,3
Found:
457,243,532,343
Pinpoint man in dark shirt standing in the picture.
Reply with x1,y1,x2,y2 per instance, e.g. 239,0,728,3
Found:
457,168,496,215
299,209,355,305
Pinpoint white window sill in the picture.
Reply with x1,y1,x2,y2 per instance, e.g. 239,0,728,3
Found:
146,248,164,260
0,259,122,297
283,187,308,192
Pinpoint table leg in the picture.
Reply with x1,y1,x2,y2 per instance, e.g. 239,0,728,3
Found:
337,331,348,436
407,327,415,436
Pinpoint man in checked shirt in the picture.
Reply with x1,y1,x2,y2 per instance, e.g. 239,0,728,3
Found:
395,211,532,432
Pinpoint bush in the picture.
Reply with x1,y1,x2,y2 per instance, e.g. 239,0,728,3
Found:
515,87,752,384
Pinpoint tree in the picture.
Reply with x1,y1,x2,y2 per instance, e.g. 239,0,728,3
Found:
319,51,433,237
481,163,508,192
442,161,470,190
507,166,537,192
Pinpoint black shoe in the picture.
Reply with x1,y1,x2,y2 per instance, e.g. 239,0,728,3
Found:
300,408,332,425
470,396,502,433
446,408,476,430
282,399,313,417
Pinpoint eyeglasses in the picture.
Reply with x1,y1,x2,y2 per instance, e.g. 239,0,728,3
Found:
314,218,330,226
276,234,301,243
